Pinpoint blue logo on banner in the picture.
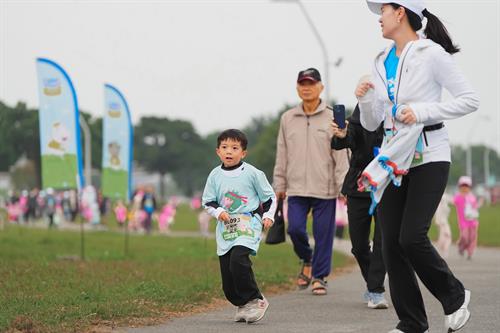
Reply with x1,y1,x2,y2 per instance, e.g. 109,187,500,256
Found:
108,101,122,118
43,78,61,96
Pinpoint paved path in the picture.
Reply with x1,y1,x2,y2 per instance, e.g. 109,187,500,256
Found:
127,242,500,333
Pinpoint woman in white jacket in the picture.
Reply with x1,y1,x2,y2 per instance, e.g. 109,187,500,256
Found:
356,1,480,333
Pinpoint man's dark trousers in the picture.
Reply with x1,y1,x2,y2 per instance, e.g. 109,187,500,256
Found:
287,196,336,279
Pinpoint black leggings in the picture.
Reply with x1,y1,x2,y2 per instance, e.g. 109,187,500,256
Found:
378,162,465,333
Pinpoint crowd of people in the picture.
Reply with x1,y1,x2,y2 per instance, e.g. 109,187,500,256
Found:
1,185,185,235
2,188,80,227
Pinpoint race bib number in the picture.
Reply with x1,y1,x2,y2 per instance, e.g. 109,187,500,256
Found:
222,213,254,241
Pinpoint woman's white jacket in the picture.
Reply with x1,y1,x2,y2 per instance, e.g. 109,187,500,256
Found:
359,38,480,164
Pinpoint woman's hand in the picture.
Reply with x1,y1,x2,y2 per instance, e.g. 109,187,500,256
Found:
398,107,417,125
332,120,348,138
355,81,374,99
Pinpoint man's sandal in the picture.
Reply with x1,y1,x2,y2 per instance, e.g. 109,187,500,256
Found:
311,278,328,296
297,261,312,290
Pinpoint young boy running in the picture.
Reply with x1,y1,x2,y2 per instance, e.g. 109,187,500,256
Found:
202,129,277,324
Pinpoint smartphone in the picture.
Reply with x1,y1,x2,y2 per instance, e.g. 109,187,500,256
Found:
333,104,346,129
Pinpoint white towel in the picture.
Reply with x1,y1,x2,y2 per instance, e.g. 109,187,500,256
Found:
357,121,424,214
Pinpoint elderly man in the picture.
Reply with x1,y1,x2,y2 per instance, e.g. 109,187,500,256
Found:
273,68,349,295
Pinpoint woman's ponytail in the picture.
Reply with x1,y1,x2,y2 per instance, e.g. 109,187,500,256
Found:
422,9,460,54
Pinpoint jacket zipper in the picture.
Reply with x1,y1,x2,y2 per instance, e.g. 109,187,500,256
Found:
394,42,414,105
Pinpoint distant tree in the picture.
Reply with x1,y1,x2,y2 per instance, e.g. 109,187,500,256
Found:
10,159,38,190
134,116,212,197
0,101,41,186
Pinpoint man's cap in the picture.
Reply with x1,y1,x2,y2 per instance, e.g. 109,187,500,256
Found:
458,176,472,187
297,68,322,83
366,0,425,20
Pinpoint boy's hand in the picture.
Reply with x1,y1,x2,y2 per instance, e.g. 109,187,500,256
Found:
276,192,286,200
262,218,273,230
218,211,230,222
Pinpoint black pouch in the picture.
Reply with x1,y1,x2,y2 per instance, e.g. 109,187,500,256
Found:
265,199,286,245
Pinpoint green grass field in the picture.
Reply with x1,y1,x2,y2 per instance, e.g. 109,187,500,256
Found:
0,225,348,332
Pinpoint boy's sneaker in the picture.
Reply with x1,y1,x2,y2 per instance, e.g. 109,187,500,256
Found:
245,295,269,324
234,305,247,322
446,289,471,332
368,292,389,309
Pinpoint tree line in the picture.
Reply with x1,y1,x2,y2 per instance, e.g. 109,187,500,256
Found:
1,100,498,195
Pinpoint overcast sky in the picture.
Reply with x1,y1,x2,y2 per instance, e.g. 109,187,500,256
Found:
1,0,499,151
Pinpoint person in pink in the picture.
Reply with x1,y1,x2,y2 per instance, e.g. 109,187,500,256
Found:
7,201,20,223
190,195,202,210
158,201,176,234
335,196,348,239
19,190,29,223
453,176,480,260
114,200,128,227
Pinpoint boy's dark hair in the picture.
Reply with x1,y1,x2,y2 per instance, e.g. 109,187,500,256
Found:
217,129,248,150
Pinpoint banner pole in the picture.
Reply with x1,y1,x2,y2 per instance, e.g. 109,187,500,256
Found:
124,218,129,257
80,215,85,260
79,115,92,186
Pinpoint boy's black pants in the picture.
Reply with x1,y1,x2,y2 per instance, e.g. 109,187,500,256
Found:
347,196,386,293
219,246,262,306
378,162,465,333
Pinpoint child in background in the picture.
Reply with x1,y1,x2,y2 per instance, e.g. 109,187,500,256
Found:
335,196,348,239
190,195,202,210
453,176,480,260
158,201,176,234
202,129,276,324
434,193,452,258
198,210,211,236
114,200,128,227
7,200,20,223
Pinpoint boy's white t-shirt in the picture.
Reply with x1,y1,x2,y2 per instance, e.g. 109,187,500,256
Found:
202,162,276,256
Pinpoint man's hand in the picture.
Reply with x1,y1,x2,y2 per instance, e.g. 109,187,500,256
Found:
218,211,230,222
262,218,273,230
332,120,348,138
276,192,286,200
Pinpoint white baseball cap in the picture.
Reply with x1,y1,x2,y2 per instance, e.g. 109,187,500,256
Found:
458,176,472,187
366,0,426,20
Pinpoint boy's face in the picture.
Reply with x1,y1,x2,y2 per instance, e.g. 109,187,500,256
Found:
216,139,247,168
